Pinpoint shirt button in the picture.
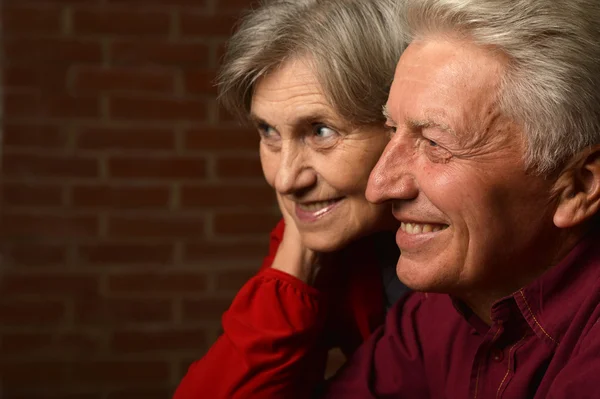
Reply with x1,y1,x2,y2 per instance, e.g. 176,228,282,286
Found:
491,348,504,362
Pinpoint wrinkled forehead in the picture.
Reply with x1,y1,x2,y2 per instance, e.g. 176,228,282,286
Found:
387,37,507,133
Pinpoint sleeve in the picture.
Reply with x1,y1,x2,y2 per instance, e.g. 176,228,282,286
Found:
319,292,430,398
259,218,286,270
173,219,332,399
547,318,600,398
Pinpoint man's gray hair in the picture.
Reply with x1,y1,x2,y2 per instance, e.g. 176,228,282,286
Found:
399,0,600,174
218,0,406,126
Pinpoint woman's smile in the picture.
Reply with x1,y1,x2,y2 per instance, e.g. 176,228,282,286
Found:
294,197,344,223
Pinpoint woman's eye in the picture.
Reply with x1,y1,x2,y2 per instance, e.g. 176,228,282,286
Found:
258,123,278,138
314,125,337,139
428,139,438,147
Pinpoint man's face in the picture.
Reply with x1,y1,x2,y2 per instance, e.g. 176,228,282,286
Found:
367,37,559,297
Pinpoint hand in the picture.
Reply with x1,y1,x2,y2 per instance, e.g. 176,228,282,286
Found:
271,194,322,284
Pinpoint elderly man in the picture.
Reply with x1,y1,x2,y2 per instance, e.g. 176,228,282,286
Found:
322,0,600,397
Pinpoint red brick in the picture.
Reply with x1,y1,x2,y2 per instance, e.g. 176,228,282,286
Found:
41,94,100,118
78,243,174,264
182,298,232,321
110,329,207,353
215,155,264,178
0,332,53,355
5,92,101,118
109,96,207,121
3,183,64,207
7,392,100,399
108,156,207,179
2,153,99,178
3,90,40,116
72,361,169,384
110,40,210,66
180,13,238,36
8,0,103,3
1,332,103,356
184,127,259,151
216,0,255,11
0,362,69,384
183,68,219,95
107,0,213,6
73,8,170,35
2,5,63,34
71,185,171,208
1,243,67,266
107,389,171,399
3,65,69,91
74,298,173,324
183,240,268,262
213,211,281,235
1,212,98,238
72,66,175,94
2,123,67,149
215,269,256,291
107,215,205,238
1,273,100,297
76,126,175,150
181,184,274,207
0,300,66,325
4,38,102,63
108,272,207,294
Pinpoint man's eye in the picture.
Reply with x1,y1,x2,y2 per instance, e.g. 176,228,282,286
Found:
428,139,438,147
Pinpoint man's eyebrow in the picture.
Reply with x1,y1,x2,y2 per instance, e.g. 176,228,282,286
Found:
407,118,456,137
382,105,394,123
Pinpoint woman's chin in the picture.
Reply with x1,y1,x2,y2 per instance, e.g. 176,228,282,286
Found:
300,234,349,253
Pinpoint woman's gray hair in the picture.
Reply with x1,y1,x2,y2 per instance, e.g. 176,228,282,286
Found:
218,0,406,126
399,0,600,175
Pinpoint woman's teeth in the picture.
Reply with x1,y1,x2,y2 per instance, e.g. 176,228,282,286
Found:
298,199,339,212
400,222,447,235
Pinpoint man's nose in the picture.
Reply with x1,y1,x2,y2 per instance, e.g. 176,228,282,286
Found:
274,143,317,195
366,133,419,204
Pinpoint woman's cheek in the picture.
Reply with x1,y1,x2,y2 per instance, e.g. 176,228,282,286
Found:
260,148,279,187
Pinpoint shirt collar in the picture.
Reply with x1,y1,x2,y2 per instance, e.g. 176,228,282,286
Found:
451,227,600,343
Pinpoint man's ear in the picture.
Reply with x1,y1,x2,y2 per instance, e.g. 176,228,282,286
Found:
554,145,600,228
553,145,600,228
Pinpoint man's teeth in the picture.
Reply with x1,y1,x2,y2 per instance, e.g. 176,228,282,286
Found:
400,222,447,235
298,199,339,212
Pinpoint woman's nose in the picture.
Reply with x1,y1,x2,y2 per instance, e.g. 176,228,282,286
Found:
366,134,419,204
274,146,317,195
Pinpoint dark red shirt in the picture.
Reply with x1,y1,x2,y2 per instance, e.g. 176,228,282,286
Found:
323,228,600,398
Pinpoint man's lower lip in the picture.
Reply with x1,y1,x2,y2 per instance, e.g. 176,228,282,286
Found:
294,199,343,222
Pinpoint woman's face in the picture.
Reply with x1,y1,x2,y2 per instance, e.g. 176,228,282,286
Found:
250,57,394,252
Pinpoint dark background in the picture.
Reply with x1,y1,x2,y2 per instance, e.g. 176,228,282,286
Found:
0,0,282,397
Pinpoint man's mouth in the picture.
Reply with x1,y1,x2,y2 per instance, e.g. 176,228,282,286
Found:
400,222,448,235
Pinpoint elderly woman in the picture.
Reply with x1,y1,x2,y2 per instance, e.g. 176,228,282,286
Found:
174,0,406,398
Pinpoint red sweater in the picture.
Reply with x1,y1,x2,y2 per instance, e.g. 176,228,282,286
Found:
173,219,386,398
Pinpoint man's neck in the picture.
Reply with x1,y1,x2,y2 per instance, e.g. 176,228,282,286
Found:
461,229,584,326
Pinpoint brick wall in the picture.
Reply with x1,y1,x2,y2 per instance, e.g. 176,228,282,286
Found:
0,0,281,397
